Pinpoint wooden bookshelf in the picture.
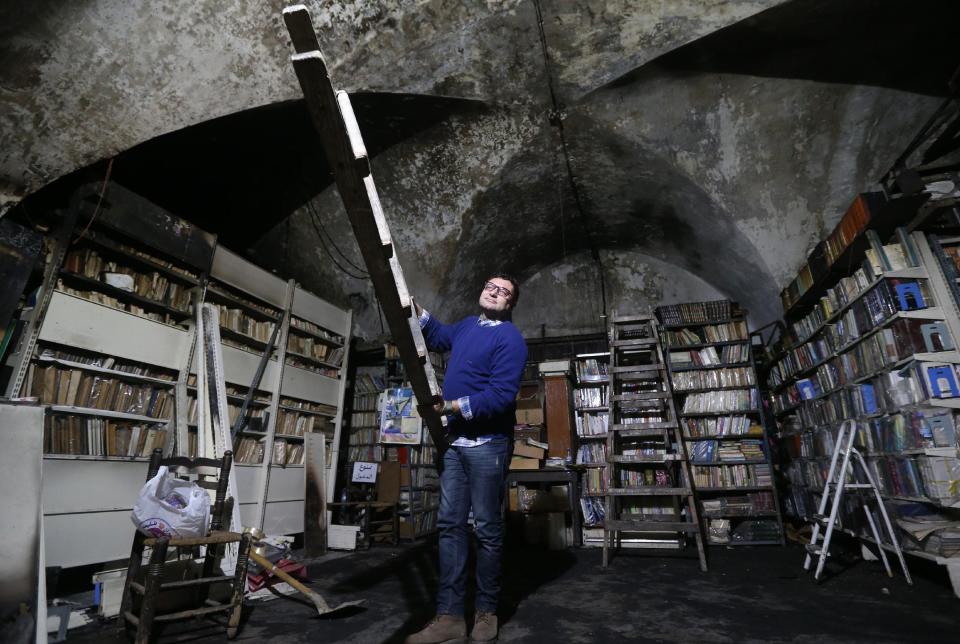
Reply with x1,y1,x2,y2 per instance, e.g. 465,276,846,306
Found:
657,300,785,547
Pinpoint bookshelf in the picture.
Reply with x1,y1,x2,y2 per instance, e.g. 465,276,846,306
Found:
658,300,785,546
573,352,610,538
10,183,352,567
770,227,960,580
339,347,442,540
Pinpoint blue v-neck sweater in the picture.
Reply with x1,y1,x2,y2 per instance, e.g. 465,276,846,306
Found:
422,314,528,439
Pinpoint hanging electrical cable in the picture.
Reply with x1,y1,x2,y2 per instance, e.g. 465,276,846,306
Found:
306,199,369,276
531,0,608,324
307,206,369,280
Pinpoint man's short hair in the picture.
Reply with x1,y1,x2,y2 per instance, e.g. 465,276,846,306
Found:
486,272,520,306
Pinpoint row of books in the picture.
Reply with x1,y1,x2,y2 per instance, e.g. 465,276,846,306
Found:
580,496,606,526
44,416,167,457
583,467,606,494
789,232,924,343
86,231,199,281
669,343,750,367
348,445,382,461
618,467,672,487
771,317,954,403
681,389,759,414
234,436,266,464
355,373,387,394
350,411,379,428
56,283,185,326
351,393,380,412
689,439,765,464
32,366,173,418
618,497,675,518
211,303,276,343
275,409,324,437
409,467,440,488
272,440,305,465
207,283,278,319
574,358,608,382
63,248,192,312
574,386,607,409
794,409,956,459
691,463,772,488
671,367,755,391
575,411,609,436
349,429,379,446
409,446,437,465
187,398,265,426
402,508,438,536
682,415,762,439
286,334,344,365
780,193,878,312
656,300,735,326
576,443,606,465
280,397,336,416
400,489,439,514
37,347,176,381
289,316,344,346
662,320,748,347
700,492,775,517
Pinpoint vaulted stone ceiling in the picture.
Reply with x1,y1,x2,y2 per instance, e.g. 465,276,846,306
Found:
2,1,957,339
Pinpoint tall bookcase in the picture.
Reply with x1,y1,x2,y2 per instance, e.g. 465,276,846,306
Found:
8,183,352,568
572,352,610,541
770,229,960,585
658,300,784,546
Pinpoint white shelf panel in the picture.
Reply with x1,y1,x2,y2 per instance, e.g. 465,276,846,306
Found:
42,458,150,514
39,291,189,371
217,343,281,393
235,462,266,501
281,363,340,406
265,466,305,502
263,499,305,536
292,285,350,335
44,511,133,568
210,246,287,309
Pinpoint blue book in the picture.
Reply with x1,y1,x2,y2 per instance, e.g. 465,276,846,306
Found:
860,383,878,414
796,378,816,401
895,282,925,311
925,364,959,398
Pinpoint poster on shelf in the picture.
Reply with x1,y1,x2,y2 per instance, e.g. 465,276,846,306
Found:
352,461,378,483
379,387,423,445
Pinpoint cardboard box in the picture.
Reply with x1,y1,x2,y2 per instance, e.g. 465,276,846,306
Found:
510,456,540,470
508,486,519,512
514,426,543,442
513,441,545,460
516,408,544,425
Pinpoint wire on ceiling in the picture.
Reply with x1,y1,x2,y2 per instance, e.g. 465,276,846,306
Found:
530,0,607,323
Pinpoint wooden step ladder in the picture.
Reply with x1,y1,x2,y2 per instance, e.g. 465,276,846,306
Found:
281,5,447,452
603,314,707,571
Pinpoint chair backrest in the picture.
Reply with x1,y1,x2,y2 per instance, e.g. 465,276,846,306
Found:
146,448,234,532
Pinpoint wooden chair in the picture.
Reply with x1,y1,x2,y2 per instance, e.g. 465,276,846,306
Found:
117,449,251,643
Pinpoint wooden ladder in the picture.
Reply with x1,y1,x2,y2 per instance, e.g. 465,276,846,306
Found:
603,314,707,571
281,5,447,452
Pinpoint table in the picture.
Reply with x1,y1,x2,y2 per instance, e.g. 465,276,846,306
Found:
505,468,582,546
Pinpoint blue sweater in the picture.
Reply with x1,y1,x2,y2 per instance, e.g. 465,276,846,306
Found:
422,314,528,439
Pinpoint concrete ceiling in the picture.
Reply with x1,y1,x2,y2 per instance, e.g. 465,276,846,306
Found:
2,0,957,340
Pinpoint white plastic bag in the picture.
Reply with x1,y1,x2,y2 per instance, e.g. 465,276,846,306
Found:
131,466,211,539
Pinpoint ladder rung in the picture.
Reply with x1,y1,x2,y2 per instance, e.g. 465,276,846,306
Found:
612,315,655,324
844,484,873,490
615,428,670,438
611,338,657,347
613,392,672,402
606,486,691,496
608,455,680,464
610,421,677,431
610,364,665,374
605,519,699,532
804,544,828,557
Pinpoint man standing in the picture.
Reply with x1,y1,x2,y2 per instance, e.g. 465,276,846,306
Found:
405,274,528,644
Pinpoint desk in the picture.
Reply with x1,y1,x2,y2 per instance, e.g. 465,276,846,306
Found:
505,468,581,546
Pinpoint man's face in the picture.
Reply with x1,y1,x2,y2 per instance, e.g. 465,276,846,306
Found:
479,277,515,314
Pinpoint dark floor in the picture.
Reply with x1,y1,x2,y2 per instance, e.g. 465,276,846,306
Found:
69,539,958,643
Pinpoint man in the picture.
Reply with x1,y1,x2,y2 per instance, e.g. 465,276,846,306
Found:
405,274,528,644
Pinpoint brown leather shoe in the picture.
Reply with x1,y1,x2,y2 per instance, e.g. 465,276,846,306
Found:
470,612,498,642
404,614,467,644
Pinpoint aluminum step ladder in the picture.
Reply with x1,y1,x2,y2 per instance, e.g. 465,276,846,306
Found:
803,419,912,584
603,314,707,571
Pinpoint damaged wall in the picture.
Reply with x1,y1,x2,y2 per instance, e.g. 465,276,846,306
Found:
1,0,953,339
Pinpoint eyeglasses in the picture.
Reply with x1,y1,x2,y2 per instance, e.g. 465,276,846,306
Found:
483,282,513,298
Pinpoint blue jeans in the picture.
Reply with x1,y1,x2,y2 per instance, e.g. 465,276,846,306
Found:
436,436,510,616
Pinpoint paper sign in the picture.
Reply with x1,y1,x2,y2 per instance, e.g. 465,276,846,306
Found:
352,461,378,483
